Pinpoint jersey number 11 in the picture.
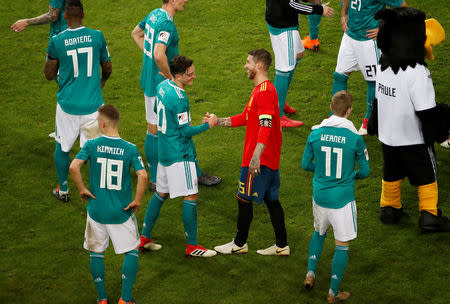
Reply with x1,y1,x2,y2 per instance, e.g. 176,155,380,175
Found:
321,146,343,179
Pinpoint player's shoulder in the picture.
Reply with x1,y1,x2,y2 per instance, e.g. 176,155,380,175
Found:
161,80,185,100
257,80,277,95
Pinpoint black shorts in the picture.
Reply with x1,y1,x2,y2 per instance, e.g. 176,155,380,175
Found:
382,143,437,186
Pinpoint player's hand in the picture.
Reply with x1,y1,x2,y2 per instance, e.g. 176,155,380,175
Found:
341,15,348,32
249,156,261,177
80,188,96,202
124,200,141,213
202,112,211,124
11,19,28,32
366,28,379,40
322,3,335,18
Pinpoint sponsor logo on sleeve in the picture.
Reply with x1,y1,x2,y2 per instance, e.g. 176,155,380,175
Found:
364,148,369,161
178,112,189,125
158,31,170,43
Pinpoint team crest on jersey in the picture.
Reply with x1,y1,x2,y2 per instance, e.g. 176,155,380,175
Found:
178,112,189,125
158,31,170,43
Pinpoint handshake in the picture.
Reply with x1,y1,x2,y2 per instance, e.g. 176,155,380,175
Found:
202,112,218,128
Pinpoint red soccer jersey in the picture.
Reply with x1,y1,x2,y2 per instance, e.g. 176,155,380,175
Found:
230,80,282,170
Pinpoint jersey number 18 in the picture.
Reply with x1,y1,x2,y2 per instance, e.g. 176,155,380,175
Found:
97,157,123,190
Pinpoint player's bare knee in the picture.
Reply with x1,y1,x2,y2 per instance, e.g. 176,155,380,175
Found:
297,51,305,59
185,193,198,201
157,191,169,199
335,240,350,246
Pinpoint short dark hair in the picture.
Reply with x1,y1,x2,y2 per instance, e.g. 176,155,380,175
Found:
65,0,84,17
331,91,353,117
98,105,120,125
248,48,272,71
162,0,170,3
170,55,194,76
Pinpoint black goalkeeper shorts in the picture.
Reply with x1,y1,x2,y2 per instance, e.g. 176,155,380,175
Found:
382,143,437,186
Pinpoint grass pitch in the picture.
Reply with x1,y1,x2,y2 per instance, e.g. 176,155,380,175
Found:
1,0,449,303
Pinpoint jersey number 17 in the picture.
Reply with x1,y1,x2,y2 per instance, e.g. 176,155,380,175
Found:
67,47,93,78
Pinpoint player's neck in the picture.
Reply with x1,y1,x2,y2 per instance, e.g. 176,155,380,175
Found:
67,20,83,29
162,4,176,17
173,79,184,90
102,129,120,137
253,73,268,87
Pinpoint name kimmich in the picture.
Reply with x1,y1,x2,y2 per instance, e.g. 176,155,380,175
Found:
97,145,124,156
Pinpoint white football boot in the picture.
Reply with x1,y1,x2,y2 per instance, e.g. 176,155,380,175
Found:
214,239,248,255
256,244,290,256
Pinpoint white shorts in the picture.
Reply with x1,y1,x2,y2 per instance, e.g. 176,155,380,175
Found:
156,161,198,199
145,94,157,125
83,213,140,254
335,33,380,81
269,29,304,72
312,199,357,242
55,103,99,152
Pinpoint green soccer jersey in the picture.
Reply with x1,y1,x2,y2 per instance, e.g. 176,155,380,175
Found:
47,26,110,115
302,117,370,209
155,80,209,166
49,0,67,38
347,0,403,41
75,135,145,224
139,8,179,97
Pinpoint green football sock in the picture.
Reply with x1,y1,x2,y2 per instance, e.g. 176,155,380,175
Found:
145,132,158,184
330,245,349,296
275,70,291,118
308,14,322,40
365,81,376,120
182,200,198,245
141,192,166,239
90,252,108,301
54,142,70,192
332,72,349,96
121,250,139,302
307,230,327,275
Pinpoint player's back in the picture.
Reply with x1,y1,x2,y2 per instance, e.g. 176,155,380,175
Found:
307,126,366,208
347,0,403,41
82,136,144,224
47,26,110,115
140,8,179,97
155,80,195,166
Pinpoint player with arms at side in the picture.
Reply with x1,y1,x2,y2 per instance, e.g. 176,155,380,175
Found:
140,55,218,257
214,49,289,256
70,105,147,304
44,0,112,202
331,0,407,135
131,0,220,193
301,91,370,303
265,0,334,128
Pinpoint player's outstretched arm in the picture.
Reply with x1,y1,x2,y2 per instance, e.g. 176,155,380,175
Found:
11,5,60,32
131,25,145,51
124,169,148,213
69,159,96,202
216,117,232,127
44,59,59,80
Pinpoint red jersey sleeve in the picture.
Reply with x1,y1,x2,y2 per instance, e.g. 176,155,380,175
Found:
230,112,246,127
256,90,277,146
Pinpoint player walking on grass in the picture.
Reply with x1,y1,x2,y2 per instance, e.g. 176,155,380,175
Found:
265,0,334,128
131,0,220,191
70,105,147,304
331,0,407,136
139,56,217,257
301,91,370,303
44,0,112,202
214,49,289,256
